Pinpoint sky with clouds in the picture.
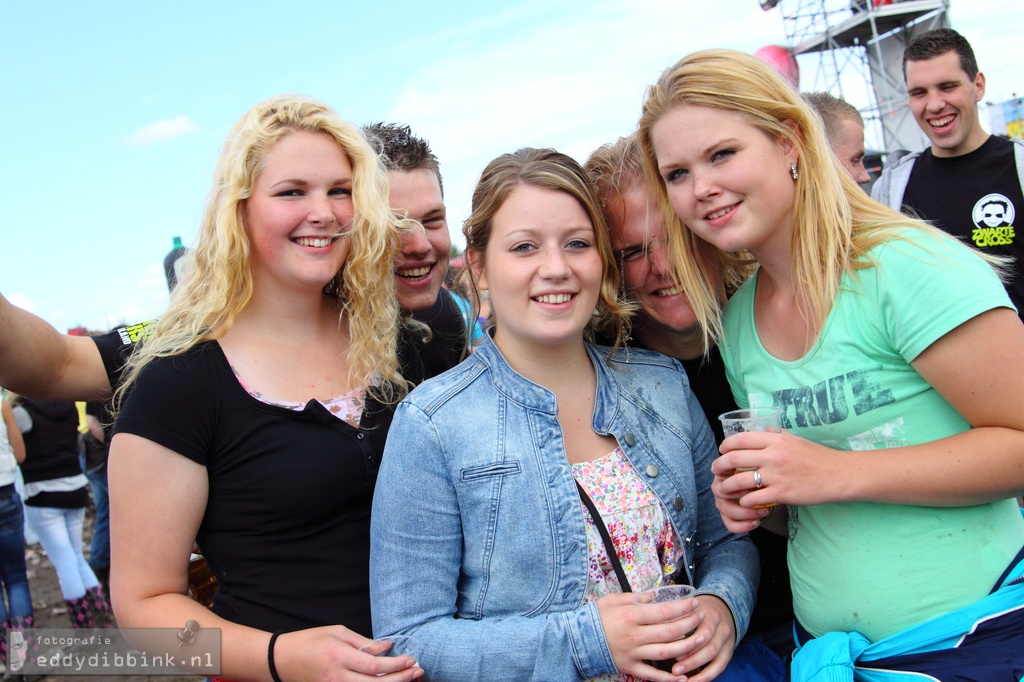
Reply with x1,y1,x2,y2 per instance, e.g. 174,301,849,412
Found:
2,0,1021,332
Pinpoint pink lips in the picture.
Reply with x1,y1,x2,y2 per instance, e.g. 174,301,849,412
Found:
704,203,739,227
532,292,576,306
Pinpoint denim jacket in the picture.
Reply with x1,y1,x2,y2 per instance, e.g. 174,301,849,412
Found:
370,337,758,681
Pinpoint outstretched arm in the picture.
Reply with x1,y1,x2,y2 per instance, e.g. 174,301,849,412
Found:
0,293,111,401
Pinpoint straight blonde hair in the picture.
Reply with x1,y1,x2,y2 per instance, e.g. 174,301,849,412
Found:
637,49,1000,352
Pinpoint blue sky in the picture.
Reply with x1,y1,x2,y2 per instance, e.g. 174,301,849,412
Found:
3,0,1021,332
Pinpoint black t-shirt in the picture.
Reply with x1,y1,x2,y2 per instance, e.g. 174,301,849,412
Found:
903,136,1024,314
411,288,469,378
113,335,424,635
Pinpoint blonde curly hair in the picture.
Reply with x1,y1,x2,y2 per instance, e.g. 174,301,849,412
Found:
116,94,406,410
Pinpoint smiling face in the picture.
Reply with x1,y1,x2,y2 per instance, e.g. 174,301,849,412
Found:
472,184,602,358
905,50,987,158
389,168,451,312
607,187,700,344
650,105,798,258
244,130,354,294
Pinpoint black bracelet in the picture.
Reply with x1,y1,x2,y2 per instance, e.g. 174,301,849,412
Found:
268,631,284,682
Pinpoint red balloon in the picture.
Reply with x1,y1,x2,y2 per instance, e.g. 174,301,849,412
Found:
754,45,800,89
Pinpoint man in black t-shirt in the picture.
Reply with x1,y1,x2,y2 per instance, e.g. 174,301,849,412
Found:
872,28,1024,316
0,124,466,401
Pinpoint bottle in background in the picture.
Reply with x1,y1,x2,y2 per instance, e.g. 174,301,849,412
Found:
163,236,188,292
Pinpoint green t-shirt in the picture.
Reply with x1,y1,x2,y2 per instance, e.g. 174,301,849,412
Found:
721,228,1024,642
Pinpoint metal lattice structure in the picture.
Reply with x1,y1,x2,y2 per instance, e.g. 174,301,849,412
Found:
779,0,950,152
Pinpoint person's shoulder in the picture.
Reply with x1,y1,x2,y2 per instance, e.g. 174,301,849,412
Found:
866,227,998,285
887,148,920,168
400,353,488,413
878,148,923,179
988,135,1024,165
871,150,919,203
92,320,157,382
412,288,467,335
596,345,688,387
434,288,469,329
118,342,225,424
993,135,1022,151
133,340,223,386
599,344,678,368
869,225,967,256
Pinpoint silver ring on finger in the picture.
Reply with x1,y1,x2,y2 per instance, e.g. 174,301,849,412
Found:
753,469,763,489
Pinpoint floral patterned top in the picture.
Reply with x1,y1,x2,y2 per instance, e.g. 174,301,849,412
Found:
232,367,371,429
572,447,684,682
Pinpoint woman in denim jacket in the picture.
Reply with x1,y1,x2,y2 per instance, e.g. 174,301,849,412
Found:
371,148,758,681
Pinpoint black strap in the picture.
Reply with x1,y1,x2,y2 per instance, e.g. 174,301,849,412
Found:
575,479,632,593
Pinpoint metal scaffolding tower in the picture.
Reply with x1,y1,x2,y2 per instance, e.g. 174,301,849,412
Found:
779,0,950,152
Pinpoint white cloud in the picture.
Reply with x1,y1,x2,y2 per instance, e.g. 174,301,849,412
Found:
6,292,35,313
385,0,787,243
124,115,200,145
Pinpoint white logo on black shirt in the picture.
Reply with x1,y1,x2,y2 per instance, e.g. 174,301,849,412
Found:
972,193,1015,228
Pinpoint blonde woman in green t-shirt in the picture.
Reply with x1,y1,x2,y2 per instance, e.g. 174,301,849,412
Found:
636,49,1024,678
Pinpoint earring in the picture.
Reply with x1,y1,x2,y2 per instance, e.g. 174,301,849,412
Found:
790,163,799,181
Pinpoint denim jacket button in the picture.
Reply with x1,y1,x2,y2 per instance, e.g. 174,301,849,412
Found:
624,433,637,447
673,497,683,511
645,464,659,478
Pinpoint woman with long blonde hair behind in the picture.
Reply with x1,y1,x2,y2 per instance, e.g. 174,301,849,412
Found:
109,95,423,682
638,50,1024,679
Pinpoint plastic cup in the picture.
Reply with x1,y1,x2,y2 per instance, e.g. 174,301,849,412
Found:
718,408,780,509
631,584,697,605
718,407,781,437
632,585,698,672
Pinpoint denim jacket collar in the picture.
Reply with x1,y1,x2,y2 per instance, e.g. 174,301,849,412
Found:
471,333,620,429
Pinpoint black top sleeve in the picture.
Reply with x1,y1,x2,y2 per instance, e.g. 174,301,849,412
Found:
91,320,156,391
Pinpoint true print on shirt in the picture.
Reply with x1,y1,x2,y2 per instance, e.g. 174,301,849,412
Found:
971,192,1016,247
756,365,907,542
754,364,906,451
